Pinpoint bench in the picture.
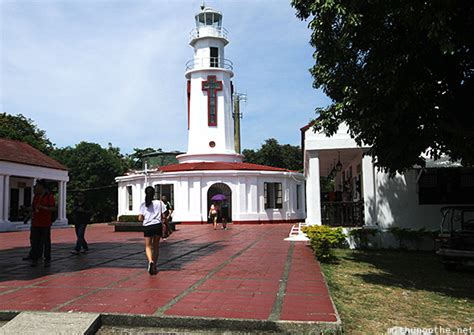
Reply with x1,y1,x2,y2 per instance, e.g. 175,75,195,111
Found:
109,221,178,232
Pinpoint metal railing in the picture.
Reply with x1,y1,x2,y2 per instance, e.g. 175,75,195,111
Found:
321,201,365,227
189,27,229,42
185,57,233,71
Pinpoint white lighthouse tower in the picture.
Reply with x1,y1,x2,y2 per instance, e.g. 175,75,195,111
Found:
177,6,243,164
116,5,306,227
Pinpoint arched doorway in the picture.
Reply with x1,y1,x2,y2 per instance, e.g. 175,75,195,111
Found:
207,183,232,223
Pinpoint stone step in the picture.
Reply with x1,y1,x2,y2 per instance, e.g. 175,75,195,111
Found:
0,312,100,335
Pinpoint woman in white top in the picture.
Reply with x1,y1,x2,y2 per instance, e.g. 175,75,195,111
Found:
138,186,166,275
208,203,220,230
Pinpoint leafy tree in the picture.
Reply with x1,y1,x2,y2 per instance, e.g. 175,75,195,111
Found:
243,138,302,171
52,142,129,222
0,113,54,153
292,0,474,172
127,147,159,170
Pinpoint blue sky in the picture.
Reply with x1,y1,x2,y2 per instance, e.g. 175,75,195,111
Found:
1,0,330,154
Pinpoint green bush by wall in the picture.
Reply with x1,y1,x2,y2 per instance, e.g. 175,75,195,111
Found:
303,225,347,262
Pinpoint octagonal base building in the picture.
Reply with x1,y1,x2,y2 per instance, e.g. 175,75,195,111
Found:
116,6,306,225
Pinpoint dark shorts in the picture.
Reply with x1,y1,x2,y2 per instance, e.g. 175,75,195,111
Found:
143,223,163,237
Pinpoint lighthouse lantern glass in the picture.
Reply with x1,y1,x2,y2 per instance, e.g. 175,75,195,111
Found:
196,11,222,29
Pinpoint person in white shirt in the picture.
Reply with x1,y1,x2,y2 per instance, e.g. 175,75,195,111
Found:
138,186,166,275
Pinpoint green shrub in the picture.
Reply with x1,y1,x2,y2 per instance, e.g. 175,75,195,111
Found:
303,225,347,262
349,228,378,249
118,215,140,222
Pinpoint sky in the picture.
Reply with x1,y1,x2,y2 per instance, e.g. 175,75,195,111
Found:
1,0,330,154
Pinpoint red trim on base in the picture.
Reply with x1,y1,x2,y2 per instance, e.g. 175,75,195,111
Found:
178,219,302,225
160,162,293,173
180,221,206,225
232,219,301,225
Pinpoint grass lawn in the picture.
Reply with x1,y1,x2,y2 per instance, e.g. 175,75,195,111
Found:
320,249,474,334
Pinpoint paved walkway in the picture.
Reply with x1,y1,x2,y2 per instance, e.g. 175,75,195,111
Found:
0,224,338,328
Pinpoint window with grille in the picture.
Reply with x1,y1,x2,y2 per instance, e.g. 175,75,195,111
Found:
154,184,174,205
127,186,133,210
296,184,301,210
265,182,283,209
418,168,474,204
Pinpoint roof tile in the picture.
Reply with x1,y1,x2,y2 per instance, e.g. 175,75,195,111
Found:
0,138,67,171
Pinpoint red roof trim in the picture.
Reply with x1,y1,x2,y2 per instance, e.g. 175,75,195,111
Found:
159,162,293,173
300,119,318,132
0,138,67,171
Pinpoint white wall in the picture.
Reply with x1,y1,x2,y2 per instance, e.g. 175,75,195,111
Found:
116,170,306,223
375,170,445,231
303,122,454,232
186,70,235,156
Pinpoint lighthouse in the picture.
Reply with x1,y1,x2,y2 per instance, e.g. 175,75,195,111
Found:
116,5,306,226
177,6,242,164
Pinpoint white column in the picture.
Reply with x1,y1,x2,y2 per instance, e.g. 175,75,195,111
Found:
56,180,68,224
305,151,322,225
362,155,376,226
3,175,10,223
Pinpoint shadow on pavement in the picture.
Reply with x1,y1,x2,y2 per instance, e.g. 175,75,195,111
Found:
0,238,225,283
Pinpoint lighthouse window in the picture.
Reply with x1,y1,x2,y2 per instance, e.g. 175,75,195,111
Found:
264,182,283,209
206,13,212,25
198,13,205,25
210,47,218,67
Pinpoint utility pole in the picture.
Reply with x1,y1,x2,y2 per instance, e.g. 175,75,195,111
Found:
233,92,247,154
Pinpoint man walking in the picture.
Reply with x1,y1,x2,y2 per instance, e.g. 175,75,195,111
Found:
30,180,56,267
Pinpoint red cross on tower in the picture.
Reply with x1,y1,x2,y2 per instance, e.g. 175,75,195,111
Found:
202,75,223,127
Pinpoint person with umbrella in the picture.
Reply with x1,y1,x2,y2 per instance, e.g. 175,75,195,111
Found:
209,194,228,230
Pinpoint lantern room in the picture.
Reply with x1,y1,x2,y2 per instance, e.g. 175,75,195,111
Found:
190,6,229,47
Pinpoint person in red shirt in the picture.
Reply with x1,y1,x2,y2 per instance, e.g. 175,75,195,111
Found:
30,180,56,267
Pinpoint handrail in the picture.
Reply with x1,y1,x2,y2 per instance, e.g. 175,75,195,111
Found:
189,27,229,42
185,57,233,71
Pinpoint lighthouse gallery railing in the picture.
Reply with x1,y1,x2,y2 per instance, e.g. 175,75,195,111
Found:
185,57,234,71
189,27,229,42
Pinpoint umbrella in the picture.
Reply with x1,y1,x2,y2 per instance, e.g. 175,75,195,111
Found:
211,194,226,201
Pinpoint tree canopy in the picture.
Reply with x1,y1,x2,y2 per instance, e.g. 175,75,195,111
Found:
52,142,130,222
128,147,159,170
0,113,54,154
292,0,474,172
243,138,302,171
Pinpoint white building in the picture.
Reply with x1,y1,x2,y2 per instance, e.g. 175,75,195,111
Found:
302,121,474,244
116,6,306,225
0,138,69,232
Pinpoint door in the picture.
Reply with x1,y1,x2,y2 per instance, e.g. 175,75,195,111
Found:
9,188,19,221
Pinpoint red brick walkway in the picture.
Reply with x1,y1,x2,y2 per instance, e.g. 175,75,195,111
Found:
0,224,338,323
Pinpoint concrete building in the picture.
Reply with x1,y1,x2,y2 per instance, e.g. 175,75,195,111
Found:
302,121,474,247
0,138,69,232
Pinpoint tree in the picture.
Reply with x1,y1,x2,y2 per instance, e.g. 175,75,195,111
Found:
52,142,129,222
292,0,474,172
243,138,303,171
0,113,54,153
127,147,159,170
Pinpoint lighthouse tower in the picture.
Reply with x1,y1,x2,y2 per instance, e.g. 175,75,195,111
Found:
177,6,243,164
116,5,306,227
